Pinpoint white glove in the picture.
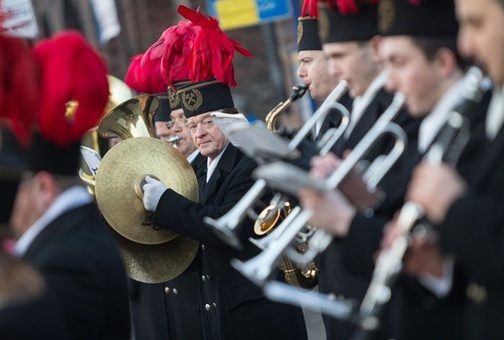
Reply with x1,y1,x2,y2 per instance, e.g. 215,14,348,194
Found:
142,176,167,211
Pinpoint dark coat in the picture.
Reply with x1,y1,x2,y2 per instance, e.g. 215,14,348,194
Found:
154,143,308,340
20,203,131,340
439,97,504,340
129,153,206,340
340,89,491,340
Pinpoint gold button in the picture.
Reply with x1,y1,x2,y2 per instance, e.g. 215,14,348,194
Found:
205,303,211,311
164,287,170,294
466,283,487,304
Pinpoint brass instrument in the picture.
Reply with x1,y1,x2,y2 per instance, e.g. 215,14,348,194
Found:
265,85,308,132
79,75,135,195
231,92,406,287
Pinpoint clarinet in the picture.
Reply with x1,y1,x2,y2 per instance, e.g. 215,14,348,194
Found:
351,67,486,340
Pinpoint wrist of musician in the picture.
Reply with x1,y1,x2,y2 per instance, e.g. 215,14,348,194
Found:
426,181,467,225
333,204,357,237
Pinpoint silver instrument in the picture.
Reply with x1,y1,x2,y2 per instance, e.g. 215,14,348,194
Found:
232,93,407,285
204,80,350,250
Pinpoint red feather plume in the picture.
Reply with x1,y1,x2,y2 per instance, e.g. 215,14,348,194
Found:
32,31,109,146
0,35,40,145
301,0,319,18
326,0,379,15
157,21,200,89
177,5,252,87
125,53,167,94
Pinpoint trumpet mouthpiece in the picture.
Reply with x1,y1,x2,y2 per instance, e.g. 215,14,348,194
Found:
166,136,181,144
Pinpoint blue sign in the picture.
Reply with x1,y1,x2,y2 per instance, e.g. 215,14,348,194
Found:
206,0,292,29
256,0,291,21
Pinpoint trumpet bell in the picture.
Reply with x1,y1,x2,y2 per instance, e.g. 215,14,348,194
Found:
95,137,199,245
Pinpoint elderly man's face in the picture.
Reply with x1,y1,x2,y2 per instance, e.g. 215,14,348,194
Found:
187,112,228,161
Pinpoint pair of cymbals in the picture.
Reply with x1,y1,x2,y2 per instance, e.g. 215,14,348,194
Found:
95,137,199,283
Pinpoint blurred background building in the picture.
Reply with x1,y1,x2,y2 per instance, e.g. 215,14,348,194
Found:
26,0,310,125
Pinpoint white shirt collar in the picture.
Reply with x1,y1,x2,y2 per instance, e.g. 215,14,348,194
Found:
418,80,465,153
206,143,229,182
345,72,387,138
15,186,92,257
486,85,504,140
187,150,200,164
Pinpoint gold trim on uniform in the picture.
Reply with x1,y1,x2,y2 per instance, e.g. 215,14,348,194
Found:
318,5,330,41
182,88,203,112
378,0,396,34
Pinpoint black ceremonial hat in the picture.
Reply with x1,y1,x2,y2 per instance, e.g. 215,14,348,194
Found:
298,0,322,51
378,0,458,37
318,0,379,43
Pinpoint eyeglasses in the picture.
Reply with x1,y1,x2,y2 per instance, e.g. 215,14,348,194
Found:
165,117,189,129
187,118,215,134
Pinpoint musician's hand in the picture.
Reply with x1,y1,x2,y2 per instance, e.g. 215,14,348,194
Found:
404,234,444,279
142,176,167,212
309,153,341,180
299,188,356,237
339,166,383,215
406,163,467,224
380,215,401,251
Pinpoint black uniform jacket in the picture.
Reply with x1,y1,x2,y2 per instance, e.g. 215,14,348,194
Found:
340,89,492,340
438,94,504,340
16,203,131,339
154,144,308,340
130,153,206,340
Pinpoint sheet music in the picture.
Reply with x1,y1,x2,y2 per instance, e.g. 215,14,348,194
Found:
225,123,300,163
80,146,102,177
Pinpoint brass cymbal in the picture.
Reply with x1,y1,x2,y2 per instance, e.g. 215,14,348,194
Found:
115,230,199,283
95,137,199,245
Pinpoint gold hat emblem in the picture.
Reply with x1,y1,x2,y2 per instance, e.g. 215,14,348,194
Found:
318,6,330,41
297,18,304,45
168,89,180,110
182,88,203,112
378,0,396,34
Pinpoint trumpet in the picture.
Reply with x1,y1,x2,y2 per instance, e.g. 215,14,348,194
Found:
357,66,485,329
231,92,406,286
204,80,350,250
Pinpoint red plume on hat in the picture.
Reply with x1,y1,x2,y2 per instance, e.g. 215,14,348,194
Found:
0,3,39,146
177,5,252,87
33,31,109,146
125,53,167,94
301,0,319,18
325,0,379,15
141,20,200,89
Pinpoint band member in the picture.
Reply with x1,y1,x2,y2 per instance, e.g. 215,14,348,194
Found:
9,32,130,339
402,0,504,338
296,1,419,338
301,0,490,338
125,21,205,340
296,0,351,137
141,6,308,340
